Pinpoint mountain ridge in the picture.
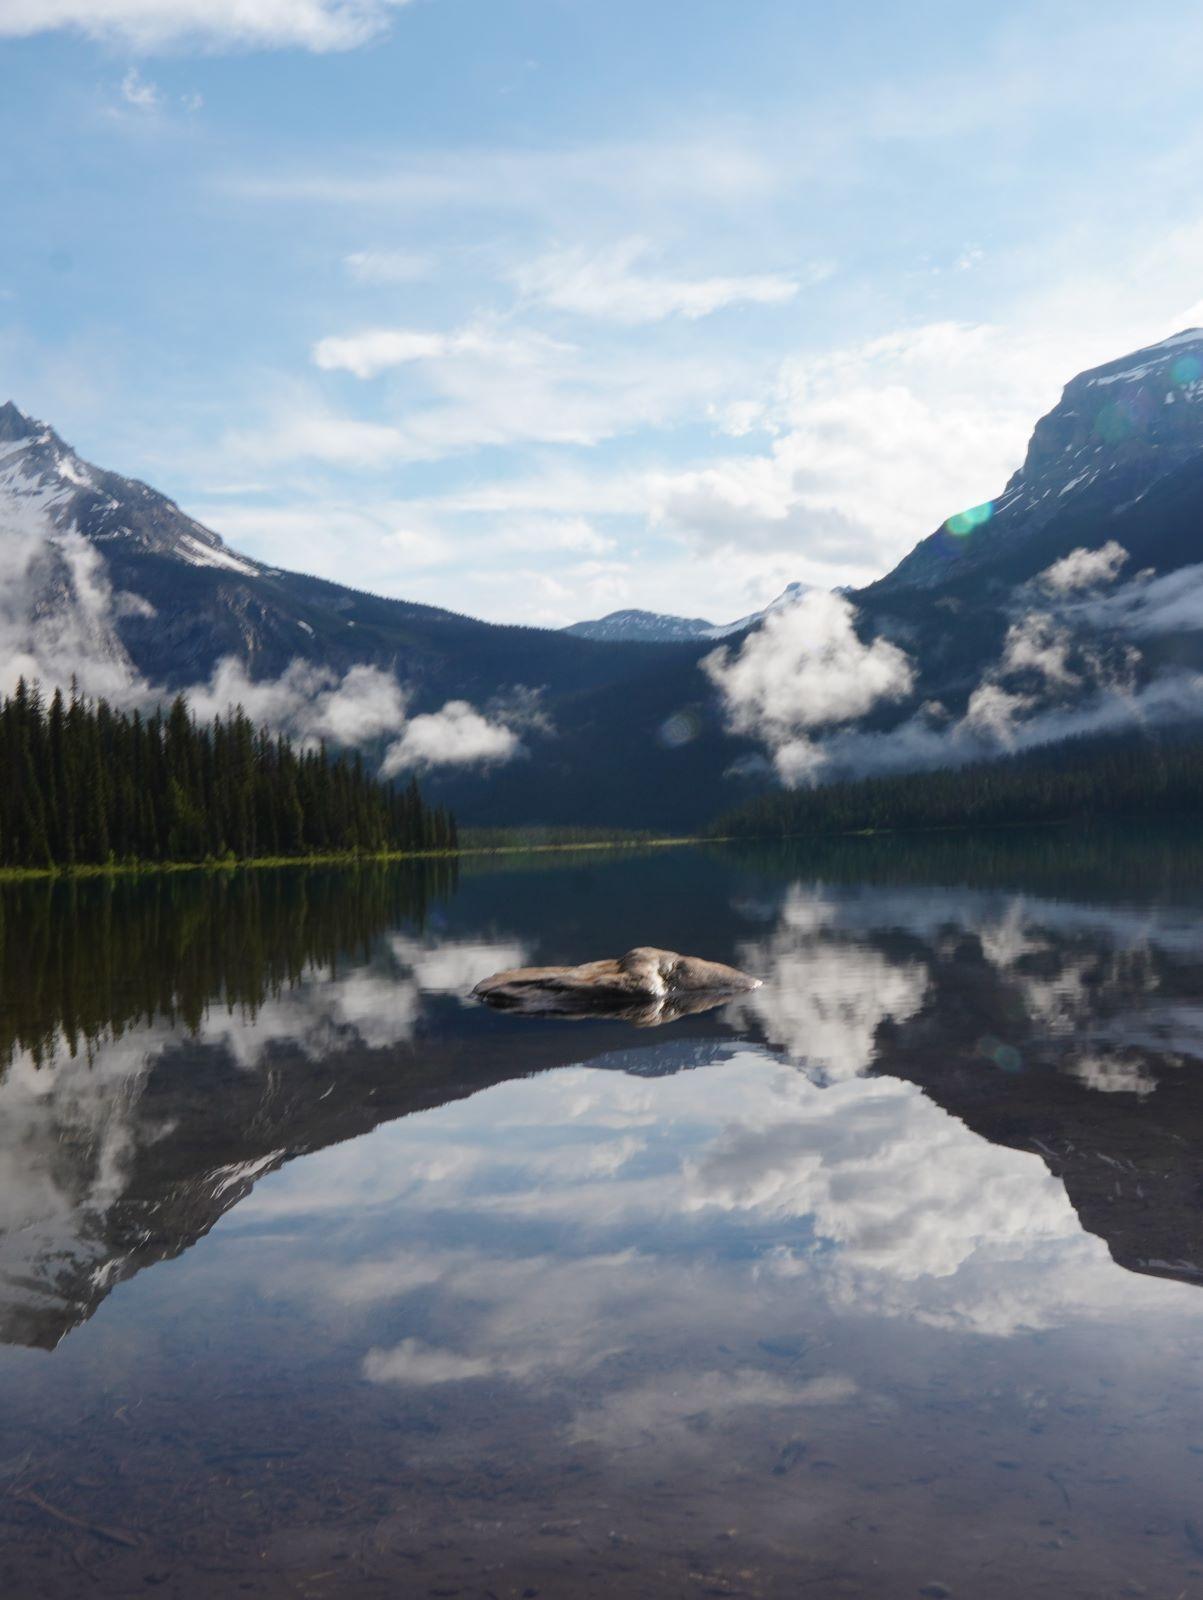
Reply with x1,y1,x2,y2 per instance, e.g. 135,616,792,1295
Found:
4,325,1203,827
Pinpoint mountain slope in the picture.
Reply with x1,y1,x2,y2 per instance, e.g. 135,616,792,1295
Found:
872,329,1203,596
5,327,1203,830
0,403,755,826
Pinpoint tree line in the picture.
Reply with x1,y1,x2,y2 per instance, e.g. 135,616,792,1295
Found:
0,680,458,868
715,730,1203,839
0,860,459,1068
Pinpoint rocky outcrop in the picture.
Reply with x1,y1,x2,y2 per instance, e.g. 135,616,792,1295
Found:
472,946,761,1018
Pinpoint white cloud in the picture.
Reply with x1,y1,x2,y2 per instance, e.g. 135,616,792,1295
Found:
703,590,916,782
1087,561,1203,637
187,656,409,747
649,321,1047,579
343,249,432,285
381,700,522,774
0,0,416,52
732,887,928,1082
1038,541,1129,594
312,324,566,381
186,659,525,774
363,1338,498,1386
119,67,160,110
296,336,736,463
514,238,800,325
230,138,779,215
225,410,407,466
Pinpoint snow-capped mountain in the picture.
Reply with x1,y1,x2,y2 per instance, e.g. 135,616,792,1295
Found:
563,608,720,643
5,325,1203,829
0,401,261,575
565,582,810,643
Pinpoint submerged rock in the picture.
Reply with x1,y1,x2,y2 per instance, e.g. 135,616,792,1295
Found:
472,946,760,1023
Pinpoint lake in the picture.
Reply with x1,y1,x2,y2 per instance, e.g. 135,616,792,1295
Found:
2,831,1203,1598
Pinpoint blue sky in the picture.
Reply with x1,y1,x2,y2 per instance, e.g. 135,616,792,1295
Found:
3,0,1203,626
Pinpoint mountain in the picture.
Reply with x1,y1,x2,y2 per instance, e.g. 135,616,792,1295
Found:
6,327,1203,831
564,583,810,643
563,608,719,644
872,329,1203,596
0,403,743,827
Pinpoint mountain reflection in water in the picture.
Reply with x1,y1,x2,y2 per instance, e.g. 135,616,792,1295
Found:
2,834,1203,1598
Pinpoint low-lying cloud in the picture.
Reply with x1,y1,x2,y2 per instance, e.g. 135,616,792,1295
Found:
1038,539,1128,594
0,524,524,777
703,589,916,782
709,543,1203,785
381,700,523,775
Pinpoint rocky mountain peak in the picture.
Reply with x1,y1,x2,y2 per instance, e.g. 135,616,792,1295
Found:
875,329,1203,594
0,401,41,443
0,402,261,579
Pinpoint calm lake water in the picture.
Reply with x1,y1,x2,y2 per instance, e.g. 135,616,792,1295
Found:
3,832,1203,1598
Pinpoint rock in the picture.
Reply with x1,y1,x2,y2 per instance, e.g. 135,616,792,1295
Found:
472,947,761,1023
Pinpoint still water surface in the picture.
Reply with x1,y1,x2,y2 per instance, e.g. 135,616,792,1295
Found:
3,834,1203,1597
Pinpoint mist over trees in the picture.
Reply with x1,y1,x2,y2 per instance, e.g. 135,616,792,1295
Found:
0,679,457,868
715,730,1203,839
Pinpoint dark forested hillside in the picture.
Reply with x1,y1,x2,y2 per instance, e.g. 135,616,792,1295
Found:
715,730,1203,839
0,680,456,868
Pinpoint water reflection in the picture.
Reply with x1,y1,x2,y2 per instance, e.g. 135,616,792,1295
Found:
2,838,1203,1596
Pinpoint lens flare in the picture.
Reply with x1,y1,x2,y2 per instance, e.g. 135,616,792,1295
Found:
944,501,994,538
977,1034,1022,1073
1094,400,1132,444
1172,354,1202,386
659,711,700,748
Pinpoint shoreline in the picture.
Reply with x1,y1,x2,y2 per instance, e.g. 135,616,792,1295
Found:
0,835,712,884
1,813,1187,883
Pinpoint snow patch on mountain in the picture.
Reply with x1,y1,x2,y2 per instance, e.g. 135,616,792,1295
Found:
0,402,525,775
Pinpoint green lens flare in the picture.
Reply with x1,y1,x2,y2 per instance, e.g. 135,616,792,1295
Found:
1094,400,1131,443
1172,354,1202,386
944,501,994,537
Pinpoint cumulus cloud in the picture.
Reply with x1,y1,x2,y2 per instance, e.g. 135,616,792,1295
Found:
0,0,416,52
187,657,409,747
119,67,160,110
1037,540,1129,594
703,589,916,782
381,700,522,775
187,659,528,776
514,238,801,325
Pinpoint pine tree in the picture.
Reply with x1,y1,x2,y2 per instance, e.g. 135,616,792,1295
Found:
0,684,456,868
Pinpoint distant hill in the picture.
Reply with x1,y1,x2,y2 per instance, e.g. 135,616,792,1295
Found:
563,583,809,643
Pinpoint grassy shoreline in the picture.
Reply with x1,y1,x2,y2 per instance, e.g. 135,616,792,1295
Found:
0,835,711,884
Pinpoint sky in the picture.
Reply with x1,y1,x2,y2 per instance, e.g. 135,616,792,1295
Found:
3,2,1203,628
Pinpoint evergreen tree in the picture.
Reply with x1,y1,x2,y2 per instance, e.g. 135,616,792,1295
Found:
0,685,455,868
